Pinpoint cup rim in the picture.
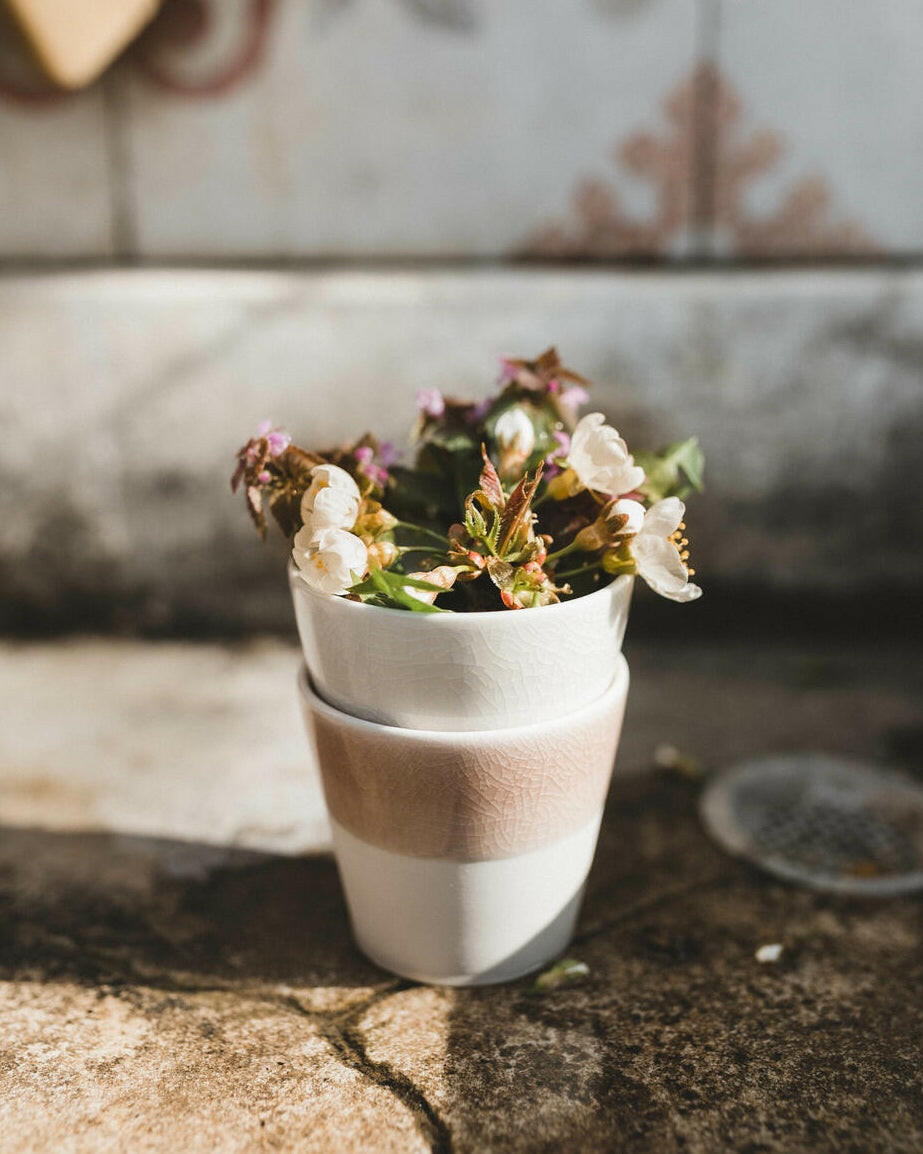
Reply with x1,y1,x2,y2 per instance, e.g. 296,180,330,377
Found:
298,655,629,743
288,562,632,626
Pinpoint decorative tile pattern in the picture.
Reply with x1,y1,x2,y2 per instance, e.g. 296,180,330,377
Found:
130,0,278,97
523,64,875,260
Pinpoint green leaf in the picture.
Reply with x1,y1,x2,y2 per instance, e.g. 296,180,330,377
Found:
636,437,705,503
529,958,590,994
349,568,448,613
464,502,488,541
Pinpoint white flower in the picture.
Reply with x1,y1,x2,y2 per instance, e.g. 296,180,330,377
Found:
629,497,701,602
293,526,368,596
568,413,645,496
494,407,536,458
612,497,645,535
300,464,360,535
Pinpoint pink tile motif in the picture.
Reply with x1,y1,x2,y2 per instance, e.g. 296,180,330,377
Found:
130,0,276,97
521,64,875,260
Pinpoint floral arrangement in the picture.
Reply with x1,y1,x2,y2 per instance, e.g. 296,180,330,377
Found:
231,349,704,613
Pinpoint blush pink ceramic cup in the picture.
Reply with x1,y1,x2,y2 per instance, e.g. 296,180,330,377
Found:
299,657,629,985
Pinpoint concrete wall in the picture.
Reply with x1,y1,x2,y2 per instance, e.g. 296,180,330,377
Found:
3,268,920,634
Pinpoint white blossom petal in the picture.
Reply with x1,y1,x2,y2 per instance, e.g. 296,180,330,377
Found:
294,527,368,596
403,565,457,605
301,464,360,520
633,535,701,602
613,498,645,535
494,407,536,457
304,484,360,534
292,524,317,558
641,496,685,539
568,412,646,496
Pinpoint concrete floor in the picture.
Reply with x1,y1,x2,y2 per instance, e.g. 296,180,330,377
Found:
0,637,921,1152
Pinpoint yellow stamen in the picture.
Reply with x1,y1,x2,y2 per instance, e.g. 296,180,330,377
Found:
668,524,696,576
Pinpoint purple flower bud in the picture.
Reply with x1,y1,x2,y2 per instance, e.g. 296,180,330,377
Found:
378,441,399,468
416,388,445,419
545,428,571,476
257,469,271,484
354,445,374,465
468,396,492,423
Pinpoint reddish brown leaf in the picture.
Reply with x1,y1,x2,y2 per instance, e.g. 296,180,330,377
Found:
497,462,544,555
479,444,505,510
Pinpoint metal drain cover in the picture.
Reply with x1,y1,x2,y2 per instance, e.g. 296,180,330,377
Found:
700,754,923,895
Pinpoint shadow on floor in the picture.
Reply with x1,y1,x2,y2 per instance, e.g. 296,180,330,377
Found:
0,824,383,992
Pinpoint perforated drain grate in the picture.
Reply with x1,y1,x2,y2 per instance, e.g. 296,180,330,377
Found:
700,754,923,895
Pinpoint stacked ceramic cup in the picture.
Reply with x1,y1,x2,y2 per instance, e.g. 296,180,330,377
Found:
292,567,633,985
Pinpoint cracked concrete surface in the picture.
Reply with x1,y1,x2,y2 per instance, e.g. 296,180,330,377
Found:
1,637,921,1152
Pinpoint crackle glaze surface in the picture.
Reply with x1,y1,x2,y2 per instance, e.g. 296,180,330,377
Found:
290,567,632,731
299,659,629,861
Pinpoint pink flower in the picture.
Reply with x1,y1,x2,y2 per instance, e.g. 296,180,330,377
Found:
559,384,589,415
468,396,493,423
547,378,561,395
498,357,518,384
255,419,291,458
544,428,571,476
416,388,445,419
354,445,392,486
378,441,399,468
257,469,271,484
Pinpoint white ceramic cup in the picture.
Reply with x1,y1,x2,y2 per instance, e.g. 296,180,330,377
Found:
299,657,630,985
290,564,632,730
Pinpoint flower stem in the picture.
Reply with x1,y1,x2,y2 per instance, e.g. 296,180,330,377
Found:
554,562,602,580
395,545,440,556
545,539,582,564
393,521,450,547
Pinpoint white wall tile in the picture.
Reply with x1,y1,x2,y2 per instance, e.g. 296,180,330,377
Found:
712,0,923,256
123,0,697,257
0,88,114,257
